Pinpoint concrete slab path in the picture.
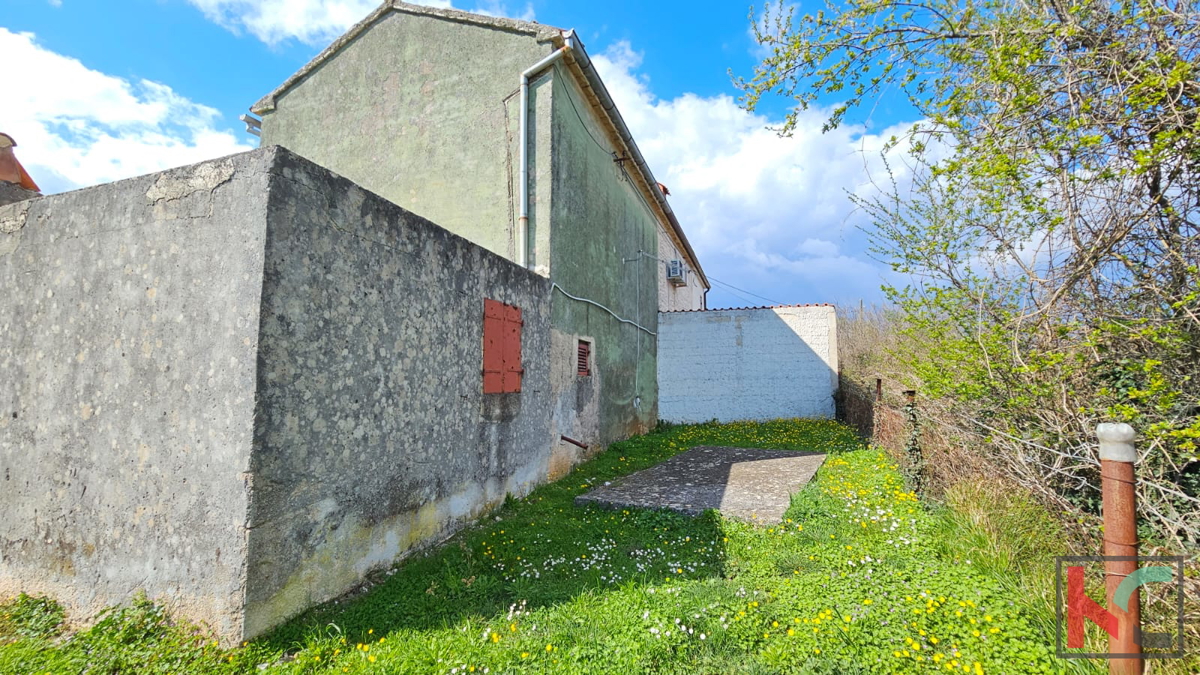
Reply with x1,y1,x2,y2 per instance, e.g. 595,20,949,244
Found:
575,445,826,524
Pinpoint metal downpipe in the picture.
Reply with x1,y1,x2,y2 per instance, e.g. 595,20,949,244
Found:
518,45,570,268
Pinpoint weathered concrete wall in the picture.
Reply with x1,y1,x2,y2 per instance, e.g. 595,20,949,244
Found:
242,149,554,636
0,183,38,208
657,306,838,423
0,152,273,638
656,226,707,311
1,146,559,641
548,64,659,447
258,8,558,271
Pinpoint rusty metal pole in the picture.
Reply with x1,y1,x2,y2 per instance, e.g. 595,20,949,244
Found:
875,378,882,402
1097,423,1141,674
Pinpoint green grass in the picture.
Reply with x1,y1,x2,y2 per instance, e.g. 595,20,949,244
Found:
0,420,1095,674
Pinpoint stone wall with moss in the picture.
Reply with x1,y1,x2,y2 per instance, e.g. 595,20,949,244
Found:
0,147,556,641
243,148,553,636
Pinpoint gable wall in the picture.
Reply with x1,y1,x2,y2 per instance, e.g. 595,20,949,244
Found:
258,11,555,270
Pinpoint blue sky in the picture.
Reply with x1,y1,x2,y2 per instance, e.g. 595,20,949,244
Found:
3,0,918,308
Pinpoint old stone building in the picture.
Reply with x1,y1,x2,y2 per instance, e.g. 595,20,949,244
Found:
249,1,710,449
0,0,848,645
1,3,716,642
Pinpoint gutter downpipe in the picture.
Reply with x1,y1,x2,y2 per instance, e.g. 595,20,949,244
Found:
518,43,571,268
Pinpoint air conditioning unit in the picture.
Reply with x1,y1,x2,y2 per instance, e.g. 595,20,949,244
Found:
666,259,686,286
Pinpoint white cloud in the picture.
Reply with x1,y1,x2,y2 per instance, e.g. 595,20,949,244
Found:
592,41,920,305
0,29,253,194
187,0,535,47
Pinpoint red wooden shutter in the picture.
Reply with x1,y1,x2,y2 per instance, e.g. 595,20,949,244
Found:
502,303,523,392
483,299,523,394
482,299,505,394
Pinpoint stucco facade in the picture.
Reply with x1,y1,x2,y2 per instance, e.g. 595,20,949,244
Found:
253,2,708,445
254,7,555,270
657,306,839,423
0,148,559,640
657,226,708,311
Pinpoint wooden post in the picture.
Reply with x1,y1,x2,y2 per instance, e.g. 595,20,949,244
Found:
1097,423,1141,674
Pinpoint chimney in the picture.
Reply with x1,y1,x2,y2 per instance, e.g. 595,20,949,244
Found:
0,133,41,207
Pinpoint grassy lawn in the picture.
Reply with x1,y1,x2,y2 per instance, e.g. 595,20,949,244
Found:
2,420,1084,674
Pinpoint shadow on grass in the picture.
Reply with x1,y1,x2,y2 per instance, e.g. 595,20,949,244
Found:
254,420,862,654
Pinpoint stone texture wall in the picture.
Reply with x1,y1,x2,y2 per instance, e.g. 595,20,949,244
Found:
243,149,554,636
0,183,38,208
1,147,557,640
657,306,839,423
0,152,274,638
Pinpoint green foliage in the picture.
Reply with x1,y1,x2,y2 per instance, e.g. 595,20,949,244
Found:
740,0,1200,547
0,594,64,641
0,592,263,674
930,481,1068,610
0,420,1094,674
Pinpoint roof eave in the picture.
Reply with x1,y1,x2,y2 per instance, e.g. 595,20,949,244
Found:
251,0,561,115
246,3,708,288
552,31,709,288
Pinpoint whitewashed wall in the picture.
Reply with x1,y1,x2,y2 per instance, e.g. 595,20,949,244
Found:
657,306,838,422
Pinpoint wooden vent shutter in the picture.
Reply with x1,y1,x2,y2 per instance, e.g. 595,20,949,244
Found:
577,340,591,377
483,298,523,393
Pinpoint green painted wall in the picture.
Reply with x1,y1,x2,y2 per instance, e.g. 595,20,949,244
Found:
257,9,659,444
259,11,554,267
548,65,659,442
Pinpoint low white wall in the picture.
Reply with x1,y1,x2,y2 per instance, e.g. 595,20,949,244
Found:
657,306,838,422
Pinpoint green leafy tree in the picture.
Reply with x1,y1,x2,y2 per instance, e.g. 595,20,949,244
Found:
739,0,1200,546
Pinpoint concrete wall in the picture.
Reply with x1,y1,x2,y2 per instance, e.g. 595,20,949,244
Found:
657,306,838,423
258,9,557,272
656,226,707,311
0,152,273,638
549,64,659,446
243,148,554,636
1,147,558,640
0,183,38,208
257,7,664,447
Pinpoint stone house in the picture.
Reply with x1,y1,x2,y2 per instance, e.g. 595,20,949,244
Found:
1,3,715,643
249,1,710,448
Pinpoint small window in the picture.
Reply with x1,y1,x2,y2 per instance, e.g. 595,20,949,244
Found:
577,340,591,377
483,298,523,393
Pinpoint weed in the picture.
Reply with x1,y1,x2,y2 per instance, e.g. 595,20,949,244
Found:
0,420,1150,673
